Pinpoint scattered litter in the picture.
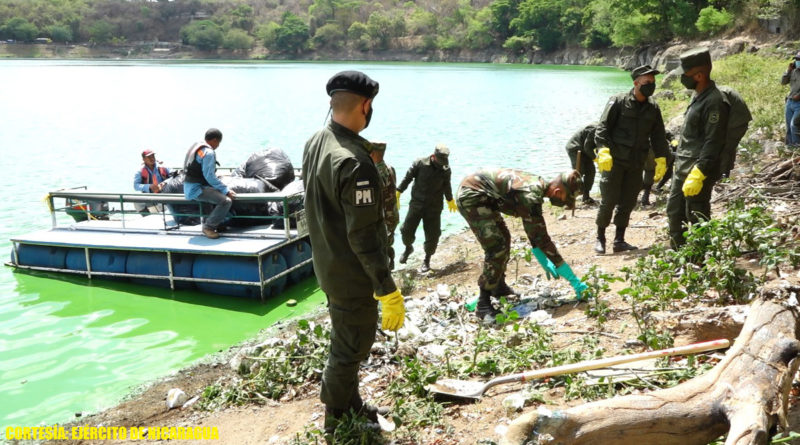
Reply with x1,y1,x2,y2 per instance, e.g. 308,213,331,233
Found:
502,394,525,413
166,388,188,409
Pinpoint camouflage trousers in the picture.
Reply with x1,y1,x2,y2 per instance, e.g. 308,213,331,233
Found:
456,186,510,290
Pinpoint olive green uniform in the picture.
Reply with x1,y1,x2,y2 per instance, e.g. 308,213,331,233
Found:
457,168,564,290
595,89,670,229
397,156,453,257
666,81,729,247
564,123,597,198
302,121,396,412
376,160,399,267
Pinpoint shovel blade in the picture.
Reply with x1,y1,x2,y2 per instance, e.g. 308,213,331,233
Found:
426,378,486,399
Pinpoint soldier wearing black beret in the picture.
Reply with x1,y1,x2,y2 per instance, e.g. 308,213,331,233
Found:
666,47,730,248
301,70,400,438
592,64,670,254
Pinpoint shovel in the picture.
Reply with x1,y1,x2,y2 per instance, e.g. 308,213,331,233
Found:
426,338,730,400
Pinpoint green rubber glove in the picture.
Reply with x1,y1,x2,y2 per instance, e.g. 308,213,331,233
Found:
554,262,589,300
464,297,478,312
396,191,402,209
531,247,558,280
374,289,405,331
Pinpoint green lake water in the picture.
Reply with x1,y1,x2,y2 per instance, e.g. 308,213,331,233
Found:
0,60,631,433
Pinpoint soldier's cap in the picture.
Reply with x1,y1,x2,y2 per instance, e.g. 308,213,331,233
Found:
631,64,660,80
433,144,450,165
326,70,379,99
141,149,155,157
677,47,712,74
560,170,583,197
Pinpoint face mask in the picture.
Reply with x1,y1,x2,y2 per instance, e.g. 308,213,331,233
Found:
680,73,698,90
364,105,373,129
795,60,800,68
639,83,656,97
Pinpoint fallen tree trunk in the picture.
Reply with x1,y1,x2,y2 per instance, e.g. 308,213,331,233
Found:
502,299,800,445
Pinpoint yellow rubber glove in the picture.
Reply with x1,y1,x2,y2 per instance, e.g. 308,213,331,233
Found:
374,289,405,331
653,157,667,182
682,165,706,197
447,199,458,213
671,139,679,148
396,191,401,209
595,147,612,172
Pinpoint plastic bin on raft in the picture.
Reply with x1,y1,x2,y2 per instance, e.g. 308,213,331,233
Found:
65,248,128,279
125,251,194,289
280,240,313,284
192,253,287,298
12,244,67,269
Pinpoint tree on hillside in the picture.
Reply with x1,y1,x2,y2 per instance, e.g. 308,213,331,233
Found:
312,22,345,50
88,20,114,44
274,11,309,54
180,20,224,50
2,17,39,42
489,0,521,40
223,28,254,50
47,24,73,42
511,0,563,51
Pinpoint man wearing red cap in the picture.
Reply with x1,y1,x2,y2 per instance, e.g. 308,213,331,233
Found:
133,149,171,214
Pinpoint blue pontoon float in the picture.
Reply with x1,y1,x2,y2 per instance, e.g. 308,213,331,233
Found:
6,187,312,300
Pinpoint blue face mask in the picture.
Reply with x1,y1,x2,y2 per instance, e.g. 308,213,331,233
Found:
795,60,800,68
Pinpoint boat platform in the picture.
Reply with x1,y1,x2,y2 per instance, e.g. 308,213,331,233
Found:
6,189,313,300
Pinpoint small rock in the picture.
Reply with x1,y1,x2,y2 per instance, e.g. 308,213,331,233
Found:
436,284,451,299
166,388,188,409
624,339,645,348
75,412,82,418
502,394,525,413
286,299,297,307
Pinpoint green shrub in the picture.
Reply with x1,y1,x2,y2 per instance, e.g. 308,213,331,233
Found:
695,6,733,35
222,28,254,50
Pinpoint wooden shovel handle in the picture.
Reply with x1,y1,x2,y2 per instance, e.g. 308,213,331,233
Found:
490,339,730,387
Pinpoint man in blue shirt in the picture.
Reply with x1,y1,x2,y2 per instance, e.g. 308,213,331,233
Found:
133,149,171,215
183,128,236,239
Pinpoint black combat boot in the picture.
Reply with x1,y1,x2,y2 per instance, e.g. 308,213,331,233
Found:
640,186,651,207
475,287,499,319
419,254,431,273
491,275,519,297
582,194,597,205
398,245,413,264
612,226,638,252
594,226,606,254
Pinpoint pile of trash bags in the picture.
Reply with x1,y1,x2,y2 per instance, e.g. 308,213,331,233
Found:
159,147,304,228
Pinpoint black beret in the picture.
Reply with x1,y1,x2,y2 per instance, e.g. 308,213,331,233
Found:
678,47,712,74
326,70,379,98
631,64,660,80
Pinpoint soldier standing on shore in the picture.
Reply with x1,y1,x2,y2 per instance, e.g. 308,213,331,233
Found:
302,70,403,438
666,48,730,248
370,142,400,270
593,64,670,254
396,144,456,273
456,168,589,319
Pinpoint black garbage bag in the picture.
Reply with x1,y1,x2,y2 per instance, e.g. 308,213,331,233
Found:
160,174,203,225
222,176,271,226
270,179,305,230
233,148,295,191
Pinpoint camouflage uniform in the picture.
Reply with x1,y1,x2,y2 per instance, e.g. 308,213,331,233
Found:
456,168,564,290
666,81,729,248
375,159,399,267
397,155,453,257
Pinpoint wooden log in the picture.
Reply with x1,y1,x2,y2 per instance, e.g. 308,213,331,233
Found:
501,299,800,445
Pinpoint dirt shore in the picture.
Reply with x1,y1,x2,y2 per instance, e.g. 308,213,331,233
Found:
37,174,800,445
